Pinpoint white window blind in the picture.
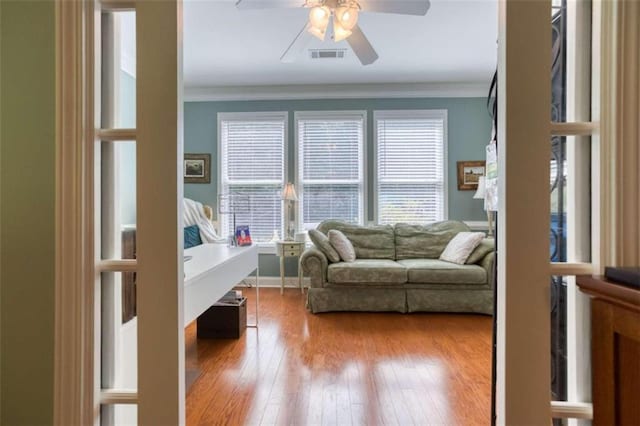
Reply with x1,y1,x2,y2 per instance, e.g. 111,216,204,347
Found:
296,111,365,229
375,110,447,225
219,112,286,242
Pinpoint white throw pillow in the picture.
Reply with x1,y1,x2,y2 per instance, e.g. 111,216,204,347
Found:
440,232,486,265
328,230,356,262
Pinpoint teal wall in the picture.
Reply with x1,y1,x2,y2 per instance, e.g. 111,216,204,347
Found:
184,97,491,276
1,0,56,424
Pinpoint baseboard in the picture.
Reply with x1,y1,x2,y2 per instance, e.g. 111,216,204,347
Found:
240,276,311,289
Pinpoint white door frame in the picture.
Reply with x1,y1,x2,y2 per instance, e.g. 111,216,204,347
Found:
136,1,185,423
54,1,96,423
496,0,551,423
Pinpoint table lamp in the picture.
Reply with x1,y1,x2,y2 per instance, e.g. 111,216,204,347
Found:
282,183,298,240
474,176,494,238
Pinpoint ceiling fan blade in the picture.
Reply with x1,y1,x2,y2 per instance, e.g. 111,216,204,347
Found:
347,25,379,66
236,0,305,10
358,0,430,16
281,23,314,63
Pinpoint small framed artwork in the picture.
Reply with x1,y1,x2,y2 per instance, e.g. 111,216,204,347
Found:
184,153,211,184
235,225,252,246
457,160,486,190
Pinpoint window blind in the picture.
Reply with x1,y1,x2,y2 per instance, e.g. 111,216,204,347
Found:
375,111,446,225
297,112,365,229
219,113,286,242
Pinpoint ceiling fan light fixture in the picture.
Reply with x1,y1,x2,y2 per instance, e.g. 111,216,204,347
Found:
335,3,358,30
332,17,352,42
308,23,328,40
308,5,330,28
308,5,331,40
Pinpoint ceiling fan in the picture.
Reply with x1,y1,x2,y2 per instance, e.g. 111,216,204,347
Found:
235,0,431,66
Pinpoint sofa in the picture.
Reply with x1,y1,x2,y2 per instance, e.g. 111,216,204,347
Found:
300,220,495,314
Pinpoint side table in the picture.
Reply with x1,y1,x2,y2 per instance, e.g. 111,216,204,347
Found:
275,240,305,294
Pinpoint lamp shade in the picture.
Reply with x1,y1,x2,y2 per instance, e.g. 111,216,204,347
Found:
473,176,486,199
282,183,298,201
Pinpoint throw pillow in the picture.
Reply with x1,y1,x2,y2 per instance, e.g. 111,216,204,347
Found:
328,230,356,262
184,224,203,249
308,229,341,263
466,238,495,264
439,232,485,265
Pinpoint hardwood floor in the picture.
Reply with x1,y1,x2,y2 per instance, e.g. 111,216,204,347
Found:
186,287,493,426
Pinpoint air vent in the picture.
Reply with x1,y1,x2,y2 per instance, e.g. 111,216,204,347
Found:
309,49,347,59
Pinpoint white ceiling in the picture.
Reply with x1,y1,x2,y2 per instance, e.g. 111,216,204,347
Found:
183,0,498,89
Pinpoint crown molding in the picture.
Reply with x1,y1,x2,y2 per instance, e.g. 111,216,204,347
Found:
183,82,489,102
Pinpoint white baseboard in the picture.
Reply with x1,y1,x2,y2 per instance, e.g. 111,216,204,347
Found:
239,276,311,289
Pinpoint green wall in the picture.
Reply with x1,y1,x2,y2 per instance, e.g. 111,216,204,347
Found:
184,97,492,276
0,1,56,424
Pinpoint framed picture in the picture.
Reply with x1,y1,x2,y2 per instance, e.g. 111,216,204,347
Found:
235,225,252,246
457,160,486,190
184,153,211,184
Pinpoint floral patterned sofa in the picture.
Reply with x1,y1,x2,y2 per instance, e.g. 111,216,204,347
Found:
300,220,495,314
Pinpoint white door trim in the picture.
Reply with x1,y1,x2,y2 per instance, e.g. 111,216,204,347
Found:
54,0,96,424
136,1,185,423
496,0,552,423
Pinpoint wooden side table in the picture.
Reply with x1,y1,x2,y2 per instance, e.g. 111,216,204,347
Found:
275,240,305,294
576,275,640,425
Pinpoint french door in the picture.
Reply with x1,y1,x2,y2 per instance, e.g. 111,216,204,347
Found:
55,0,184,424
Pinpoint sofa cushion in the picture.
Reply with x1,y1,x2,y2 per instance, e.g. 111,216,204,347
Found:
397,259,487,285
394,221,470,259
308,229,341,263
317,220,395,260
328,260,407,285
466,238,495,264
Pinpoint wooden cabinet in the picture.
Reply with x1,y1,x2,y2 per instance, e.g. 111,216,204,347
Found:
576,276,640,425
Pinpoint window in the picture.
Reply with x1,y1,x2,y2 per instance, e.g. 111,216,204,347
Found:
374,110,447,225
295,111,366,230
219,112,287,242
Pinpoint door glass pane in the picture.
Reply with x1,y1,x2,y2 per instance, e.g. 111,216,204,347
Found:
101,404,137,426
551,0,592,123
101,141,136,260
550,135,567,262
102,11,136,129
550,135,592,262
101,272,138,392
550,275,567,402
551,0,566,123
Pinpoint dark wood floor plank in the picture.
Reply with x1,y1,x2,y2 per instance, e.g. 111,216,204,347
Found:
186,288,492,425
